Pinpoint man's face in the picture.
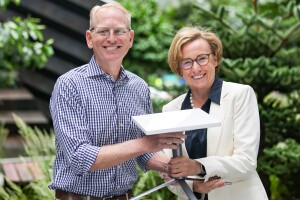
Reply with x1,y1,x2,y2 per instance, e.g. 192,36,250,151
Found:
86,7,134,66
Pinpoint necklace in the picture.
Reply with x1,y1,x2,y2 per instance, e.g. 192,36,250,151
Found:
190,92,196,109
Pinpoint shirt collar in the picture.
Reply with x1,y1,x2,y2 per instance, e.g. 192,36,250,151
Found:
181,77,223,110
209,77,223,105
86,56,128,81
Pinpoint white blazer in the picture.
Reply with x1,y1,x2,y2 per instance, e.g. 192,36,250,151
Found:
162,81,268,200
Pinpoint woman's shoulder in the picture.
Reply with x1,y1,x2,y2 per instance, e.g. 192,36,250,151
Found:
162,93,187,112
223,81,256,100
223,81,254,93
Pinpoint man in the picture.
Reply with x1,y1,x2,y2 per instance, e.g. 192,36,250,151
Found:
49,2,185,200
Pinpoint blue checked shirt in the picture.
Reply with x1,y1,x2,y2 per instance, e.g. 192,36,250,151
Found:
48,56,154,197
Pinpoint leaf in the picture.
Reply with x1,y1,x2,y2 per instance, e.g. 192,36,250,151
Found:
293,5,300,20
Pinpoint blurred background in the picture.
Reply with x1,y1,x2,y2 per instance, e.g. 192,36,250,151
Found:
0,0,300,199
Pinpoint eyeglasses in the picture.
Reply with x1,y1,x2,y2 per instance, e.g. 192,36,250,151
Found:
89,27,131,37
178,53,213,70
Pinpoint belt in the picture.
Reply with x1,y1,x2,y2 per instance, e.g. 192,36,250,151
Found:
55,189,133,200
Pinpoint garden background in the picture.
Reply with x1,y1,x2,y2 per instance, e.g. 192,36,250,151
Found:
0,0,300,199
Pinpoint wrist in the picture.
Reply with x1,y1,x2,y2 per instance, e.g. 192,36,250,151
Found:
198,163,206,176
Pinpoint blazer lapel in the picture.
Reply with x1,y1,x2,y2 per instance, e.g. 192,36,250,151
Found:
207,82,229,156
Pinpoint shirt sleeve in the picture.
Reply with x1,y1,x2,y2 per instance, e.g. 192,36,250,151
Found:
50,77,99,175
134,85,155,172
136,152,155,172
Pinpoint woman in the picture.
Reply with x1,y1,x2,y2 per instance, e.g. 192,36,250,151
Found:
163,26,268,200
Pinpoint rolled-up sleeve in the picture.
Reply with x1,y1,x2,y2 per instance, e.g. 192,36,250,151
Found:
50,77,99,175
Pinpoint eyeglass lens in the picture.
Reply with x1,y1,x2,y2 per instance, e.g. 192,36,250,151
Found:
91,27,130,37
179,54,211,69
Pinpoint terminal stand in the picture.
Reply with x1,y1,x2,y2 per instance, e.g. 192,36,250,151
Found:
130,144,203,200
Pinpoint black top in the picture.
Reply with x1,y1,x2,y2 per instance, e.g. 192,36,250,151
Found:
180,77,223,199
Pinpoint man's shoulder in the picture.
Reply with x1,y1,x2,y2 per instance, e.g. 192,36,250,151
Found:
60,64,88,78
125,70,147,85
57,64,88,82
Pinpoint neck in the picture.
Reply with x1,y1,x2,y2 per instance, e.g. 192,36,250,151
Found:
189,91,208,109
97,62,122,81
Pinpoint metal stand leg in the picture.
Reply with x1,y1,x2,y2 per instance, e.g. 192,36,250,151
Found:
129,179,177,200
130,144,200,200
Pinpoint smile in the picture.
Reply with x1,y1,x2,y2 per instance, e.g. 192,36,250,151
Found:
104,46,121,51
192,74,204,79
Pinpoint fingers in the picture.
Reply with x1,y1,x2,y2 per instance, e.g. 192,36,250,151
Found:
158,132,186,139
206,179,226,191
167,157,197,178
145,132,186,151
167,164,186,178
162,173,179,185
193,179,226,193
156,132,186,146
162,143,182,150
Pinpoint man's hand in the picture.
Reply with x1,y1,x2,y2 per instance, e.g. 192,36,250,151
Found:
142,132,186,153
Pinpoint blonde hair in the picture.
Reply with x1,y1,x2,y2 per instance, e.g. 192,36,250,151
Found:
168,26,223,76
89,2,131,29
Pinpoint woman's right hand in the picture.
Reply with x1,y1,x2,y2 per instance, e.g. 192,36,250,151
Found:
193,179,225,193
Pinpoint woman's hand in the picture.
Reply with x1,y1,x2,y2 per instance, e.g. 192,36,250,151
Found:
193,179,225,193
162,172,225,192
162,173,179,185
167,156,202,178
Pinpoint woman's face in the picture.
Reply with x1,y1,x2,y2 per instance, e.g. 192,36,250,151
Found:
180,38,218,93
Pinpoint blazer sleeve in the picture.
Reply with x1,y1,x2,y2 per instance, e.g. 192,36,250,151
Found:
198,84,260,183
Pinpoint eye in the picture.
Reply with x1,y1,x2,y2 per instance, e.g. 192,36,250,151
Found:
183,60,192,65
96,29,109,36
114,28,126,35
196,55,208,64
180,59,192,68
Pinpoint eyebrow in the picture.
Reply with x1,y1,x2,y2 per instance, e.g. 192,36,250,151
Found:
181,53,210,60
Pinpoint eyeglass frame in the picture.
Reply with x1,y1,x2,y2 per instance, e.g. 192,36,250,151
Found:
178,53,213,70
89,27,131,37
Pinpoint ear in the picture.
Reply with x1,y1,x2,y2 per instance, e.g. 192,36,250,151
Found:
129,30,134,48
212,56,219,69
179,68,183,76
86,30,93,49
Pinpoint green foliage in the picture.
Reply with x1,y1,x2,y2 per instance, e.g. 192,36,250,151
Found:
13,114,55,199
0,115,55,200
117,0,175,84
0,2,54,88
0,177,27,200
258,139,300,200
0,0,20,9
0,123,9,158
133,169,176,200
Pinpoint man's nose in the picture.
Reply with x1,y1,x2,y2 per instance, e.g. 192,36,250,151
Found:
107,30,117,40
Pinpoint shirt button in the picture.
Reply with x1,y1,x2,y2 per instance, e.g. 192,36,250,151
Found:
118,102,122,106
120,124,124,127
